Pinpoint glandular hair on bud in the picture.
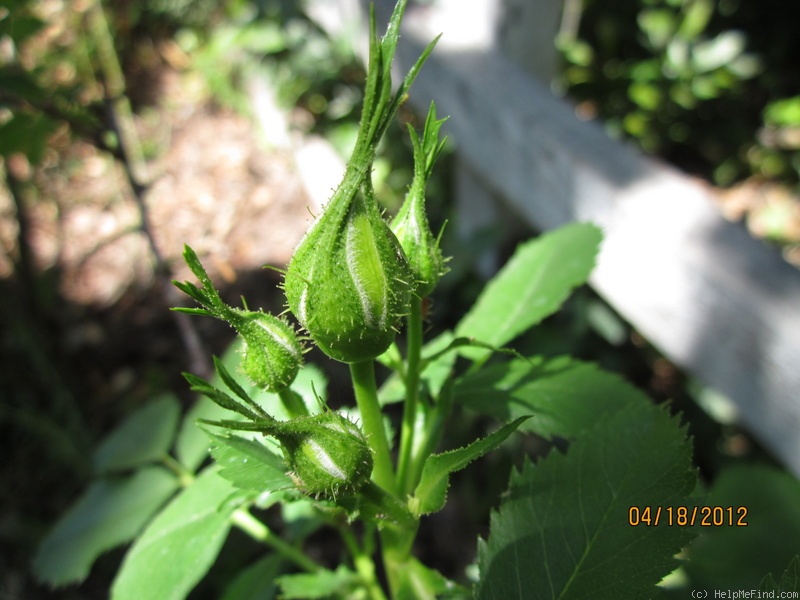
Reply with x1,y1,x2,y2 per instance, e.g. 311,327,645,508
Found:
284,181,412,363
233,311,303,393
267,411,374,498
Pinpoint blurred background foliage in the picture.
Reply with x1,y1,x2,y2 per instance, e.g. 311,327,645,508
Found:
1,0,799,598
555,0,800,259
557,0,800,189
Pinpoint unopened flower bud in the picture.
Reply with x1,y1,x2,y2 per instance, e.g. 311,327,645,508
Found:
285,180,412,363
232,311,303,393
391,189,445,297
267,411,374,498
391,102,448,296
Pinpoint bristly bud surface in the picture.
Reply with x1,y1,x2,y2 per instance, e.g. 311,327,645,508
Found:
274,411,374,498
173,245,303,391
283,0,439,363
285,179,413,363
391,102,449,297
235,312,303,393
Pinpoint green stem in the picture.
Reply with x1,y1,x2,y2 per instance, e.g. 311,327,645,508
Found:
396,297,424,494
349,360,396,494
230,509,320,573
407,384,453,491
340,528,388,600
160,453,195,488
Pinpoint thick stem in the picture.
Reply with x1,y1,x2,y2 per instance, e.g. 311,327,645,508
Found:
230,509,320,573
349,360,396,494
396,297,423,494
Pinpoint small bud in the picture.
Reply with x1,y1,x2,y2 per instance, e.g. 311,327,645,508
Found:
391,102,448,296
390,189,445,297
233,311,303,393
192,370,372,499
269,411,374,498
172,246,304,393
285,180,413,363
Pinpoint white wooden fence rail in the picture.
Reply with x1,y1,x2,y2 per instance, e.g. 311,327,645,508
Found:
302,0,800,476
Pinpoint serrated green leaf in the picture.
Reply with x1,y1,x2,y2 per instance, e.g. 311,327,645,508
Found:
220,554,283,600
455,223,601,361
477,402,697,600
454,356,643,440
276,565,360,599
684,465,800,591
110,468,237,600
93,395,181,472
207,431,291,494
761,556,800,593
413,417,530,516
33,467,178,586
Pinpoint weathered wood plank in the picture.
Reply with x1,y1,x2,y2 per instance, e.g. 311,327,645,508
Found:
305,0,800,475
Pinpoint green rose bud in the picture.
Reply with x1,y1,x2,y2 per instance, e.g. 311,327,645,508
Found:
391,102,448,297
190,364,373,499
173,245,303,392
284,0,439,363
234,312,303,394
271,411,374,499
285,179,413,363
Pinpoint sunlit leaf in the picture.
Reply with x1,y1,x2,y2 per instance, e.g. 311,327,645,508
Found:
110,468,237,600
691,31,746,72
277,565,360,599
454,356,643,440
207,430,291,494
455,223,601,362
